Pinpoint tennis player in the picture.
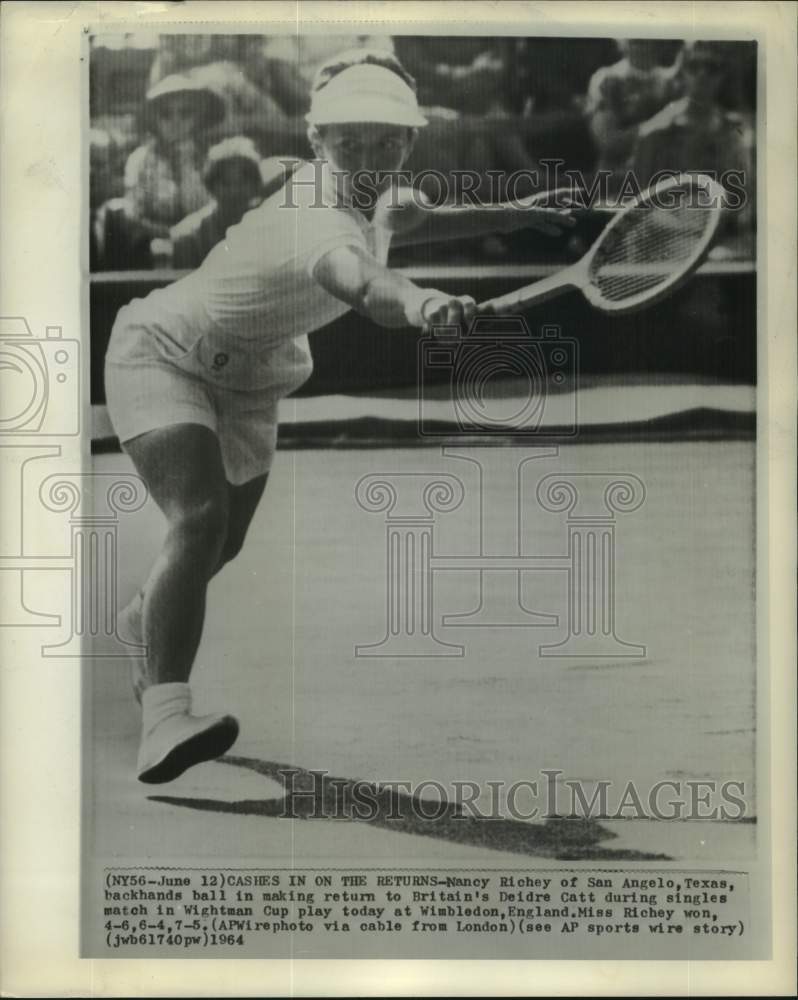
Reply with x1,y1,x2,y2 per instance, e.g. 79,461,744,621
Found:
107,49,572,784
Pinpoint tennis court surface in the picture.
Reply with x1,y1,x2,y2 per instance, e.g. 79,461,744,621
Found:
86,377,756,868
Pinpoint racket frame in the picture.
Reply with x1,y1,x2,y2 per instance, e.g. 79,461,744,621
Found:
479,173,726,317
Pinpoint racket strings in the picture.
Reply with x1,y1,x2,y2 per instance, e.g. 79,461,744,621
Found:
589,201,713,303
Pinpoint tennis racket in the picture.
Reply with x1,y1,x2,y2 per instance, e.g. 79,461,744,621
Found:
478,173,726,316
517,186,619,214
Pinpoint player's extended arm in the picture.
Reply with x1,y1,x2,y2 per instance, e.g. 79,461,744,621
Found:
313,243,475,329
374,186,576,247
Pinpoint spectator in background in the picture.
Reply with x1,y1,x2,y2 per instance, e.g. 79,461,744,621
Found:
89,128,119,213
393,37,534,206
585,39,682,187
148,34,215,86
93,74,225,270
124,74,226,234
260,34,395,116
633,41,755,256
90,128,122,270
512,37,620,114
393,36,513,117
169,138,302,268
169,137,265,267
189,60,287,138
631,41,754,370
149,35,289,141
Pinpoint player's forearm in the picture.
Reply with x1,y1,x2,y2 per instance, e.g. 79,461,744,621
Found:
359,272,440,328
313,244,457,329
359,274,476,332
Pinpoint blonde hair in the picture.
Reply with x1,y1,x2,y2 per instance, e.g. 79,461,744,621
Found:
311,47,417,96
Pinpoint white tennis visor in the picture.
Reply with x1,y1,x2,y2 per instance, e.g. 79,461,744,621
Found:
306,64,428,128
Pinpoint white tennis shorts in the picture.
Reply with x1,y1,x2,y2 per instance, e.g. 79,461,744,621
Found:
104,318,313,485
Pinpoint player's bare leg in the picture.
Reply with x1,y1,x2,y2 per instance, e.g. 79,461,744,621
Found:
119,469,267,701
115,423,265,783
122,423,230,685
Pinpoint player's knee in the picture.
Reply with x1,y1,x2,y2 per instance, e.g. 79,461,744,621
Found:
169,496,229,566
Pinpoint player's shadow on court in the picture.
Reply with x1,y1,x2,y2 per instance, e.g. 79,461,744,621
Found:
149,755,670,861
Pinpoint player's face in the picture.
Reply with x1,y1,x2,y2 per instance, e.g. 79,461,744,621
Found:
315,123,415,201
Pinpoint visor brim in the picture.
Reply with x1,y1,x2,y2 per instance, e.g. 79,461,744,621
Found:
306,100,428,129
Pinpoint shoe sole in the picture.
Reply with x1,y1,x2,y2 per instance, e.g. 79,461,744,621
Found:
138,716,240,784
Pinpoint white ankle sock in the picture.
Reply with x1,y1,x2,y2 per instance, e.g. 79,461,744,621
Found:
141,682,191,735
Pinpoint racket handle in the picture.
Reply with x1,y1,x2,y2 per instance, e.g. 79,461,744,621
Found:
477,268,577,315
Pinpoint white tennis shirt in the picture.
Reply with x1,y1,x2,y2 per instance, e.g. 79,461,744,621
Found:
108,160,392,392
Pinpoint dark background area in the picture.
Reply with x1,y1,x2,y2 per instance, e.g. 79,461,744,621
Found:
89,34,757,401
90,266,756,404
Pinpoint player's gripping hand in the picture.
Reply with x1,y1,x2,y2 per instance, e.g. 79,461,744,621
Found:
415,291,477,330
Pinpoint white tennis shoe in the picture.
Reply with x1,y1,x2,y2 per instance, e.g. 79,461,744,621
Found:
137,710,239,784
136,681,239,783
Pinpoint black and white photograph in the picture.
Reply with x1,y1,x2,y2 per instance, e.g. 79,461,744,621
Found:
0,1,795,995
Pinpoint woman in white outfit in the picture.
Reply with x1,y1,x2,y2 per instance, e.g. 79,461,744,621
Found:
106,49,572,784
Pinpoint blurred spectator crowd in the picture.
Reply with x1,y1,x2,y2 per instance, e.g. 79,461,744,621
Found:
90,34,756,271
